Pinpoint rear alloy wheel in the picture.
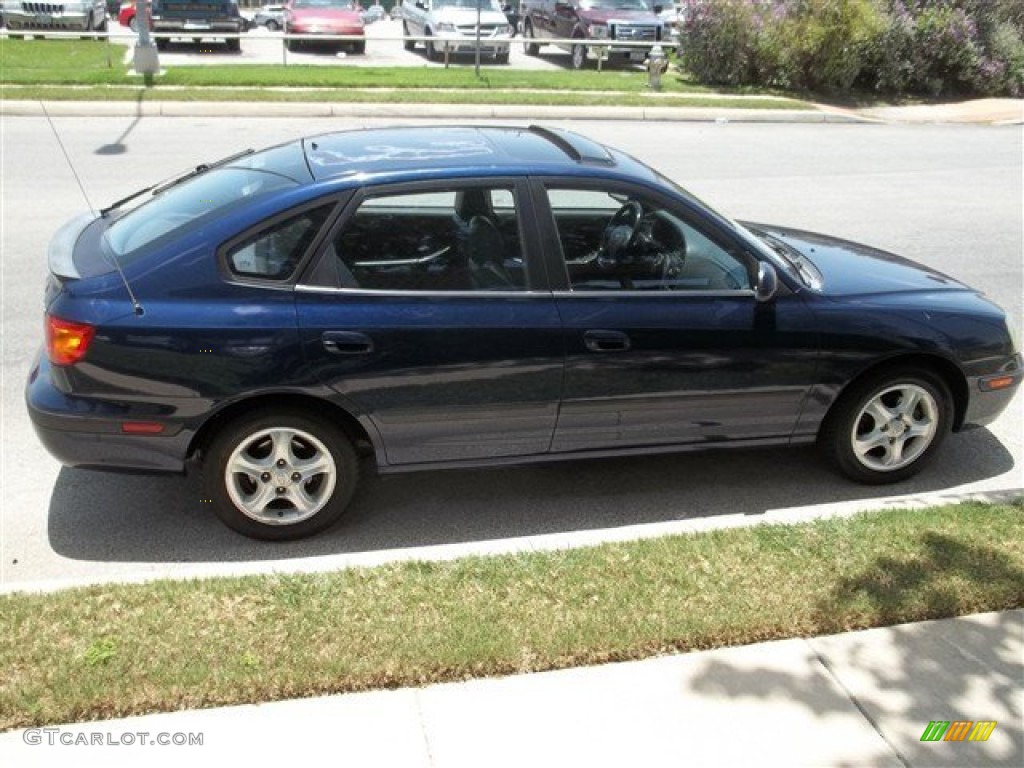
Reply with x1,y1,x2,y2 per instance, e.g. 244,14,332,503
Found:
821,368,952,484
203,409,358,540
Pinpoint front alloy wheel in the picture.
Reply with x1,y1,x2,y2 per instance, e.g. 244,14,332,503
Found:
571,41,588,69
204,410,358,540
822,368,952,484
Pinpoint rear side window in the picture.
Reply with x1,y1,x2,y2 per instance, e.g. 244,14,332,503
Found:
105,168,299,260
226,205,334,280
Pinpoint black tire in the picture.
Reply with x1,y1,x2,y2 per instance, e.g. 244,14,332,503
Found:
523,21,539,56
495,50,509,64
202,409,359,541
571,40,588,70
80,11,94,39
403,22,415,51
266,19,279,31
425,29,438,61
352,40,365,54
285,37,298,52
820,367,953,484
156,37,169,50
225,36,241,53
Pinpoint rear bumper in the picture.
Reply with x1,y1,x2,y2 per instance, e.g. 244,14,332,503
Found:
152,19,243,34
26,353,191,474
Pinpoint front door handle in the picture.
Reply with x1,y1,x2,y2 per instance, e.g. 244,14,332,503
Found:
584,329,631,353
322,331,374,355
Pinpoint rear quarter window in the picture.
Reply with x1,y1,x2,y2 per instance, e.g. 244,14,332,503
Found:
104,168,299,261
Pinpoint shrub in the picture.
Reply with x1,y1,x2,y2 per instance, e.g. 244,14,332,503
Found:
679,0,760,86
678,0,1023,97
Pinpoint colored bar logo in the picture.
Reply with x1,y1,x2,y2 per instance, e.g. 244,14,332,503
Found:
920,721,997,742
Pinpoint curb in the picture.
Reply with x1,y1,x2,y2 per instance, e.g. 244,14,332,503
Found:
0,99,869,123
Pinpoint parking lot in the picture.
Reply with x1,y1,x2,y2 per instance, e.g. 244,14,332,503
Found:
119,17,592,71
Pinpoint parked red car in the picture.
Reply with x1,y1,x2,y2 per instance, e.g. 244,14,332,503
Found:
285,0,365,53
118,1,137,29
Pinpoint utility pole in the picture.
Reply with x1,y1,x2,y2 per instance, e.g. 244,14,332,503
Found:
133,0,160,80
474,0,481,78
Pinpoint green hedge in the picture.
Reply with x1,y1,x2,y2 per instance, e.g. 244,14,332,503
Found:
679,0,1024,97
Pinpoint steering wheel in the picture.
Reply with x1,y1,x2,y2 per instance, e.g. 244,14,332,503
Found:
599,201,643,267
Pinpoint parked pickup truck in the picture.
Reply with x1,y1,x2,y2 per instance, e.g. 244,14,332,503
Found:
402,0,514,63
151,0,246,51
521,0,670,69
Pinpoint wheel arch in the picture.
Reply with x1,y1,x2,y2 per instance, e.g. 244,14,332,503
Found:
821,353,969,437
187,393,377,468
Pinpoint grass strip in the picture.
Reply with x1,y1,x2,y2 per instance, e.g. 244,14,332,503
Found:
0,39,808,109
3,501,1021,731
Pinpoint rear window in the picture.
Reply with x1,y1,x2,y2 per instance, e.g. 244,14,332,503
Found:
104,167,298,259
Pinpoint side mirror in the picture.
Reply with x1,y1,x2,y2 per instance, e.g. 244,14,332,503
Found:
755,261,778,303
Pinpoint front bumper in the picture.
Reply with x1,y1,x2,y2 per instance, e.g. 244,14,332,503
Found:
3,9,92,30
26,353,191,474
436,32,510,55
961,354,1023,430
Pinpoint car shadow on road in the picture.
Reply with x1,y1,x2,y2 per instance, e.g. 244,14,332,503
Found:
47,426,1015,565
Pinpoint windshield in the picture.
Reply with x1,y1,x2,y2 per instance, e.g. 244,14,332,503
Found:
105,168,298,259
292,0,355,8
432,0,504,10
579,0,653,11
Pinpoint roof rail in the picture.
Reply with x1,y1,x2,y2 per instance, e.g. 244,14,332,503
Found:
528,125,615,166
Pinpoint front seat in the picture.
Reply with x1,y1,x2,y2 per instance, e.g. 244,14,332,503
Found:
465,216,514,289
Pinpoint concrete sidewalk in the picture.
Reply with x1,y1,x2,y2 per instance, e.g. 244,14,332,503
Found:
2,610,1020,767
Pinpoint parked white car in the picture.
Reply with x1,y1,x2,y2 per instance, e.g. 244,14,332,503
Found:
401,0,513,63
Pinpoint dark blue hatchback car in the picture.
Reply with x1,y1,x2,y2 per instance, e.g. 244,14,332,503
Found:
27,126,1022,539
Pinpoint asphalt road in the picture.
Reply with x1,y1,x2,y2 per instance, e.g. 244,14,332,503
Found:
1,117,1021,592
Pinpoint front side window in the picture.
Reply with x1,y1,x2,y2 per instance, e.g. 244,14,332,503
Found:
545,187,752,292
327,185,527,292
226,205,334,280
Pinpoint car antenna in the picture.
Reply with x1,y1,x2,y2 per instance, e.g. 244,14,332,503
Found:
42,104,144,317
42,103,96,217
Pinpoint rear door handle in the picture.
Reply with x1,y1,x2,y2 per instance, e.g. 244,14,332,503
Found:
584,329,631,353
322,331,374,355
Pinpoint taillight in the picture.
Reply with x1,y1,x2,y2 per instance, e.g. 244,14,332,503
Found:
46,315,95,366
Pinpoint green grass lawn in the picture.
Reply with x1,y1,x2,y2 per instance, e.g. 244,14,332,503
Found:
0,38,811,109
2,501,1021,731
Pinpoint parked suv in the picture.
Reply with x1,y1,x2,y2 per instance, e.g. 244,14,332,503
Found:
151,0,245,51
521,0,669,69
402,0,513,63
2,0,108,35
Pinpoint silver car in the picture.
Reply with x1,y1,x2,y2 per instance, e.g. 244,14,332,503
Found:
2,0,108,34
401,0,513,63
251,3,286,30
